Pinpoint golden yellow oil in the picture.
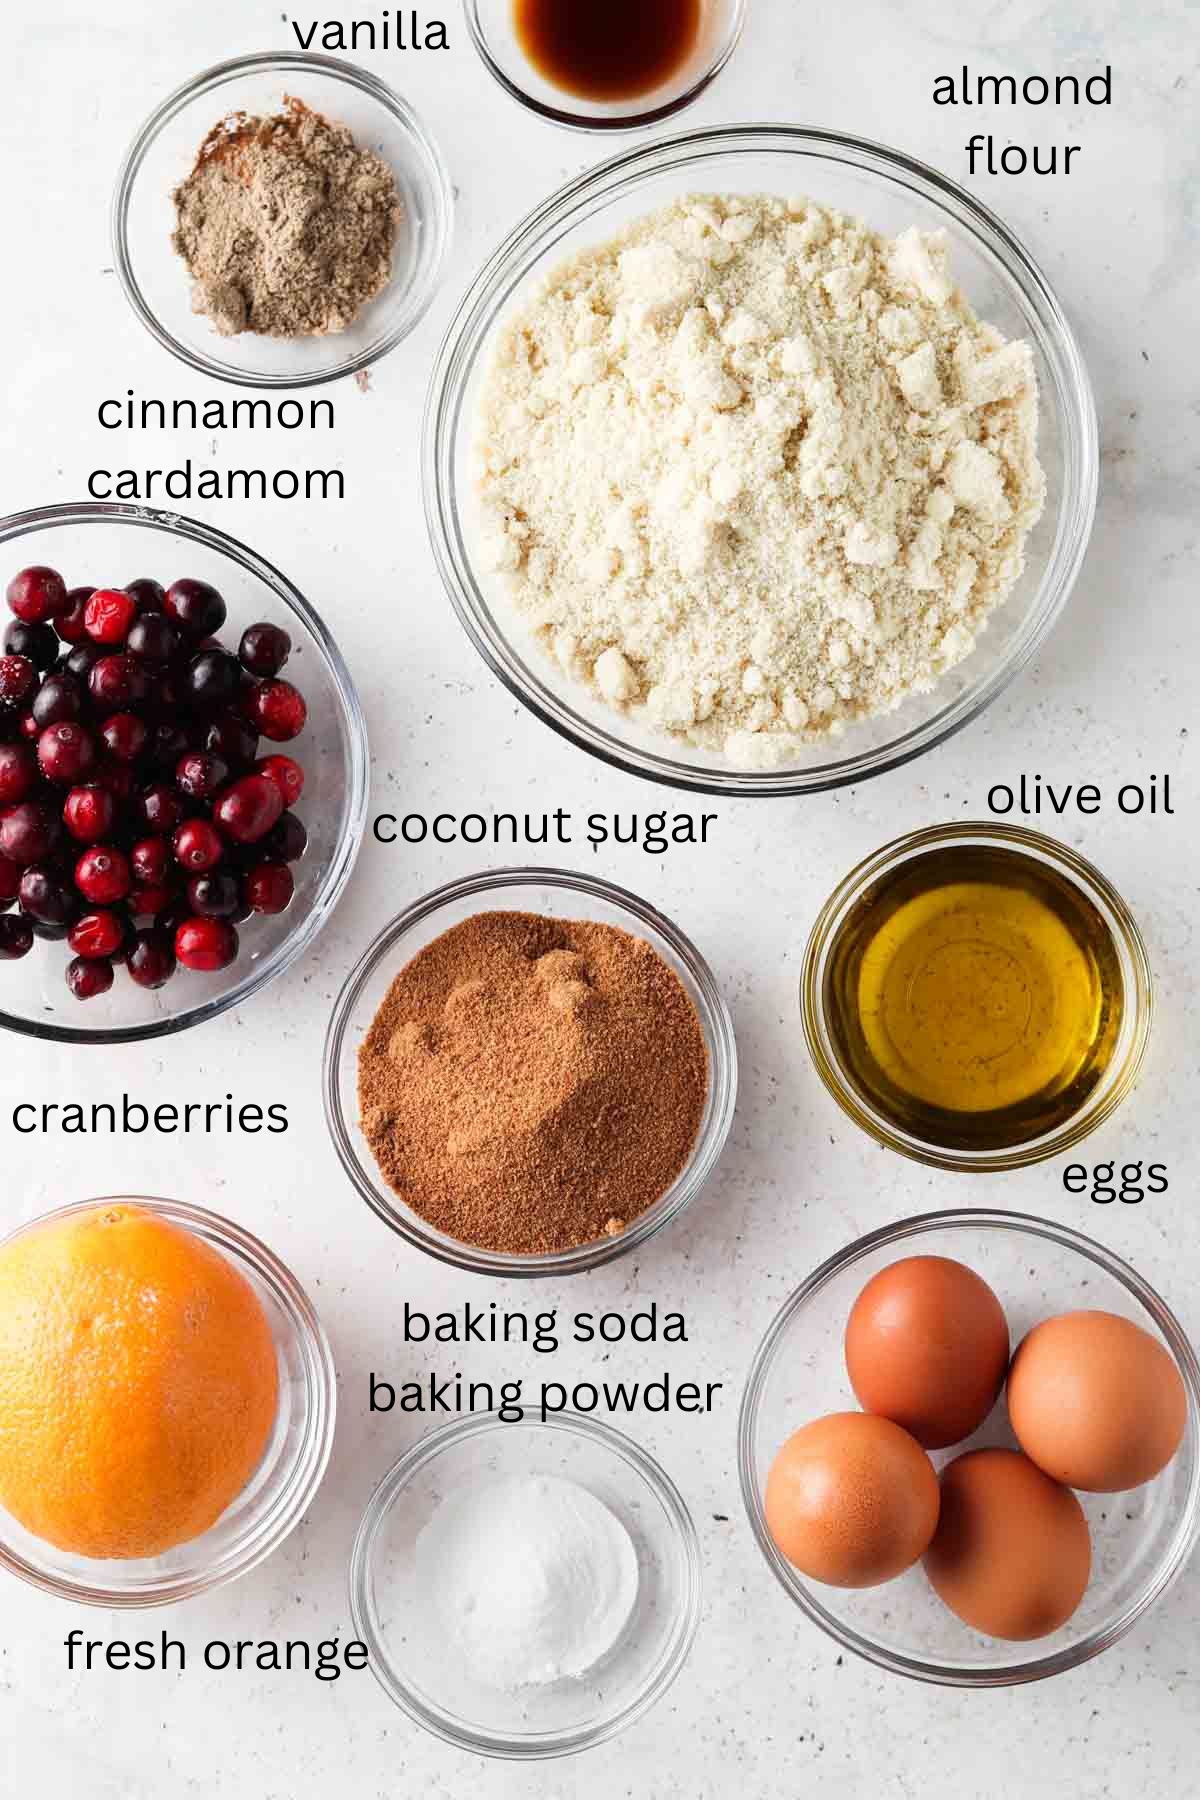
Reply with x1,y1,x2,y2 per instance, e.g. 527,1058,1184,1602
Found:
823,845,1124,1151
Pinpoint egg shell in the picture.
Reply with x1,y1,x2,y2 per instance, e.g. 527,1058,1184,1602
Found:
763,1411,939,1589
924,1448,1091,1640
1008,1309,1187,1492
844,1254,1010,1448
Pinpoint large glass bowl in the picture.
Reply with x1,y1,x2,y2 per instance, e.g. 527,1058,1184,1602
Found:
0,502,368,1043
425,124,1098,796
349,1410,702,1758
739,1209,1200,1686
323,866,737,1276
0,1196,336,1607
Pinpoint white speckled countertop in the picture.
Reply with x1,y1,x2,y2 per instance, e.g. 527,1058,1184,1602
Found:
1,1,1197,1794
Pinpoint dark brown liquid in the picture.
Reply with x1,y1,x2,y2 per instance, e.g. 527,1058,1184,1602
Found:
513,0,703,103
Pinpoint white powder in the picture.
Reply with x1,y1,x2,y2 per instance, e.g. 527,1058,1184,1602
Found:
416,1474,639,1691
474,192,1046,768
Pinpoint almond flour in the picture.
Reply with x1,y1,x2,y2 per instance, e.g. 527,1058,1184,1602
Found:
474,193,1046,768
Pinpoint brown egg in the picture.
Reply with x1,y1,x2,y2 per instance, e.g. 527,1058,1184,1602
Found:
764,1412,940,1588
845,1255,1010,1448
924,1449,1091,1640
1008,1309,1187,1492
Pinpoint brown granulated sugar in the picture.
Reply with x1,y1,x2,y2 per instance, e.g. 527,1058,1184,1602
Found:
357,911,710,1256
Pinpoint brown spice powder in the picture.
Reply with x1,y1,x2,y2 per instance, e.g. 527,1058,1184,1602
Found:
357,911,710,1256
171,98,402,339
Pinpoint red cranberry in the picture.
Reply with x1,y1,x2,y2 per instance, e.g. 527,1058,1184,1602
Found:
0,656,36,709
89,654,148,714
17,712,39,742
38,721,96,785
255,753,304,809
66,955,114,1000
101,711,148,762
55,587,94,644
69,909,126,958
0,858,20,907
173,818,224,873
176,750,229,802
0,800,61,864
263,811,308,863
129,882,175,918
75,845,132,905
164,578,227,640
64,642,103,684
124,578,166,614
204,710,259,768
125,612,179,665
213,773,283,844
186,871,239,917
243,677,306,742
175,915,238,972
7,565,68,624
18,865,78,932
136,782,183,836
147,721,189,774
130,837,169,886
84,587,137,646
183,648,240,714
0,743,36,805
0,914,34,959
245,861,294,914
238,622,292,678
3,620,58,671
127,928,176,988
30,672,83,729
64,784,115,843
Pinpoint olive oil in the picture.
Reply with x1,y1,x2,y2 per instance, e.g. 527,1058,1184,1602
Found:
512,0,702,104
823,844,1124,1152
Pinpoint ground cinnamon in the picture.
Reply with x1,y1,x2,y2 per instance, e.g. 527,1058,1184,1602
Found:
357,910,709,1256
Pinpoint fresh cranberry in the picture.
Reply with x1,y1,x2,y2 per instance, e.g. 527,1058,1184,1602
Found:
0,800,60,864
68,909,126,958
37,721,96,785
186,871,239,917
94,761,134,807
7,565,68,624
18,865,78,932
175,915,238,972
238,622,292,678
136,782,183,836
243,677,306,742
128,882,175,918
245,861,294,914
84,587,137,646
63,784,115,843
125,612,179,665
146,721,189,774
127,928,176,988
3,620,58,671
0,656,36,710
124,578,165,614
164,578,227,640
130,837,169,886
262,811,308,863
101,711,148,762
173,818,224,873
75,845,132,905
66,955,114,1000
0,743,36,805
54,587,94,644
17,712,40,742
213,773,283,844
204,710,259,768
183,648,240,714
176,750,229,802
0,914,34,959
64,642,103,684
89,654,148,714
30,672,83,730
255,752,304,809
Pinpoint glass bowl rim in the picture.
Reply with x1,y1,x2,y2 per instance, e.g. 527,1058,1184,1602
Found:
737,1204,1200,1688
462,0,748,133
322,863,738,1277
0,499,370,1046
799,819,1153,1171
111,48,454,390
347,1405,704,1758
423,120,1099,797
0,1193,337,1608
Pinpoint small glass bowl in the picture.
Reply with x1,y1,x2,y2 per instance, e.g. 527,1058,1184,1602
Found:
323,866,737,1276
425,124,1097,796
739,1208,1200,1687
0,503,368,1044
113,51,453,388
0,1196,336,1608
800,822,1152,1172
349,1409,702,1758
464,0,746,132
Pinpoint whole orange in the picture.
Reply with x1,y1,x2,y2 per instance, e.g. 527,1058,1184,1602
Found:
0,1203,278,1560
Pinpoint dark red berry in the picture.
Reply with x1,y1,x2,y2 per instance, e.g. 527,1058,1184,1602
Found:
255,753,304,809
213,773,283,844
89,654,148,714
31,672,83,730
66,955,114,1000
186,871,239,917
7,565,68,624
125,612,179,665
0,914,34,959
68,909,126,958
204,710,258,768
147,721,189,774
243,678,306,742
126,928,176,989
130,837,169,886
18,865,78,932
245,861,294,914
262,811,308,863
64,784,115,843
238,622,292,678
164,578,226,640
123,578,165,614
0,656,36,709
38,721,96,785
94,761,135,806
100,711,148,763
17,712,40,742
173,818,224,873
175,915,238,972
183,648,240,714
64,642,103,684
84,587,137,646
54,587,94,644
0,858,20,908
136,782,183,836
3,620,58,671
0,743,36,805
0,800,60,864
176,750,229,802
75,845,132,905
129,882,175,918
